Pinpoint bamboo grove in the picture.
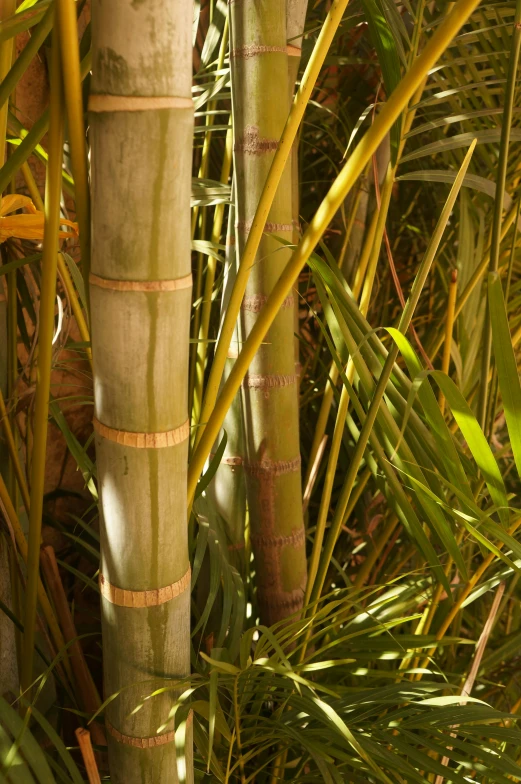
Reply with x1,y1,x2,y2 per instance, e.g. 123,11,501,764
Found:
2,0,521,781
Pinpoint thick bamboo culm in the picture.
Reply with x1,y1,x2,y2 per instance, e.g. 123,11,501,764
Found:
230,1,307,624
90,2,193,781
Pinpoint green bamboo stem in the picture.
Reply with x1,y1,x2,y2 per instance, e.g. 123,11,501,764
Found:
477,0,521,429
21,28,64,699
190,21,230,421
206,204,247,564
56,0,91,304
287,0,308,371
0,0,18,698
90,2,193,780
188,0,484,502
193,0,354,457
230,0,308,625
193,123,233,422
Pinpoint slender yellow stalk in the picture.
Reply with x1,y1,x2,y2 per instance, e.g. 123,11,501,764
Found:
353,512,399,590
0,472,72,682
188,0,483,503
194,0,354,455
428,202,520,360
56,0,91,302
22,29,64,698
0,388,30,512
416,517,521,675
438,269,457,414
477,0,521,428
19,161,92,366
193,123,233,421
190,21,230,420
57,254,91,364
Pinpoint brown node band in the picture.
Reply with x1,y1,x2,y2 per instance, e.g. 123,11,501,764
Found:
230,44,287,59
228,541,246,552
251,528,306,549
242,294,293,313
106,711,193,748
99,566,191,608
244,374,298,396
287,44,302,57
93,417,190,449
89,95,193,113
209,453,243,466
234,126,278,155
236,219,293,235
89,272,192,292
244,456,301,477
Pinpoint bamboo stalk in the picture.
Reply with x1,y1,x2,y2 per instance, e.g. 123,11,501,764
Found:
76,728,102,784
477,0,521,428
193,0,354,457
0,471,72,681
40,546,105,747
310,143,476,605
0,388,30,512
188,0,484,501
438,269,457,415
193,123,233,422
0,0,17,691
19,159,92,367
90,2,193,780
56,0,91,302
229,0,307,624
21,28,64,698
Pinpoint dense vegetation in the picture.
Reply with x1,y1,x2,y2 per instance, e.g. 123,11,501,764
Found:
1,0,521,781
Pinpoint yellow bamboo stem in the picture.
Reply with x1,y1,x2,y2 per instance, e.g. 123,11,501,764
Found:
188,0,484,503
438,269,457,414
0,471,72,681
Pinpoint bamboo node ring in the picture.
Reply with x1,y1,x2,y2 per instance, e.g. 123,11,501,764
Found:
99,566,191,607
244,456,301,476
93,417,190,449
88,95,193,112
241,294,293,312
106,711,193,748
243,373,299,397
89,272,192,292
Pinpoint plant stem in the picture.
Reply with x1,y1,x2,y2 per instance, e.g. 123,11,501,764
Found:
438,269,457,415
476,0,521,427
188,0,483,502
194,0,354,456
90,2,194,779
56,0,91,305
21,28,64,698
